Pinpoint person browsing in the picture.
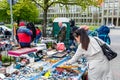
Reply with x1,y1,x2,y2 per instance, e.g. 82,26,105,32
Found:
65,28,113,80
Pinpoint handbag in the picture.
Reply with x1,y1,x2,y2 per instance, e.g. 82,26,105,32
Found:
94,37,117,61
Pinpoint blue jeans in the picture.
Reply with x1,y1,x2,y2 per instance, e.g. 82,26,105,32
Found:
20,43,31,48
34,33,41,44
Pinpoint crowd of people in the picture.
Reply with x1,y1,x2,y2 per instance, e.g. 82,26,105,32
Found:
14,21,42,48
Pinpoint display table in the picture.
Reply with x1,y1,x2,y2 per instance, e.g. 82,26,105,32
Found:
29,56,71,80
4,50,87,80
8,48,37,57
29,55,87,80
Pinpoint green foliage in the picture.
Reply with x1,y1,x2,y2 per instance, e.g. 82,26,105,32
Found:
32,0,98,37
34,19,44,24
0,0,10,22
2,55,14,63
13,0,39,22
5,24,12,29
0,0,39,23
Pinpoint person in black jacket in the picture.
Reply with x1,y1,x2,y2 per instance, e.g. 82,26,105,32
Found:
26,22,36,42
69,19,78,52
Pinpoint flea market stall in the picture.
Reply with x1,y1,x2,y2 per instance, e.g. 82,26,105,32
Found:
0,38,87,80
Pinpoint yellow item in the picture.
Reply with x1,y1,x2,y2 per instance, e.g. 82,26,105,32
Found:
44,70,51,78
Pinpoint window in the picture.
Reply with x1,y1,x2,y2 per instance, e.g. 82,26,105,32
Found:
105,0,108,2
113,9,118,15
104,3,108,8
109,3,113,8
104,10,107,15
114,3,118,8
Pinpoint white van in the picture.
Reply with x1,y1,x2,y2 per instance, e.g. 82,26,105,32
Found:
0,25,12,33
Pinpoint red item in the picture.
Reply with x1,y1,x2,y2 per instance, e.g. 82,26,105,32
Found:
56,67,64,73
8,48,37,57
19,22,25,26
36,29,41,36
56,43,66,52
18,32,32,43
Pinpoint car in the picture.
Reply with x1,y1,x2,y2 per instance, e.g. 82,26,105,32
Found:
107,23,115,29
0,25,12,34
0,25,12,32
0,22,12,32
0,25,12,38
0,22,4,25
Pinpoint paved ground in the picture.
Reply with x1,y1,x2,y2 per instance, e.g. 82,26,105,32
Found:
109,28,120,80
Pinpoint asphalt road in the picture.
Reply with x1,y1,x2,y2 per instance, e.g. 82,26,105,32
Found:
109,28,120,80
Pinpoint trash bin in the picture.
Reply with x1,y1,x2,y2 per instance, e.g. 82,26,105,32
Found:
53,17,70,49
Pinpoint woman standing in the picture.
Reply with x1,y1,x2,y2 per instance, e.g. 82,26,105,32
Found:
66,28,112,80
34,27,42,44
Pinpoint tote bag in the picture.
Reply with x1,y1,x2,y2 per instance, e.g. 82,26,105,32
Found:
94,37,117,61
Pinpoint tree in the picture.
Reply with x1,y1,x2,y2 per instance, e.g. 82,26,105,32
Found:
12,0,39,23
0,0,39,23
0,0,10,22
32,0,99,37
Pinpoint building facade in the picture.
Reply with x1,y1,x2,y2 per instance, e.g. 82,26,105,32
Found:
102,0,120,27
39,0,120,27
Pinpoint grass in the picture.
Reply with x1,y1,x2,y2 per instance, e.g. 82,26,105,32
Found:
89,26,99,31
2,55,14,63
5,24,13,29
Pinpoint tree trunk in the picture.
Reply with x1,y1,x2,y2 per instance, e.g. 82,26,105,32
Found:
42,9,47,37
17,19,20,25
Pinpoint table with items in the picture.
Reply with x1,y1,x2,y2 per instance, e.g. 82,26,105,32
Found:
0,44,87,80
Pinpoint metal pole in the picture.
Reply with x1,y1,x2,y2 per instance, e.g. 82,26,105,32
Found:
10,0,14,41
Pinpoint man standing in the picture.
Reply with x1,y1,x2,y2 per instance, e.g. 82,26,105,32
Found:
57,22,66,43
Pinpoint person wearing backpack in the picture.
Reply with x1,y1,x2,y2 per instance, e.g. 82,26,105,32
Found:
17,21,33,48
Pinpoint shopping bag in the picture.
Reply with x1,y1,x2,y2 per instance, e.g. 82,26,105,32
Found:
94,37,117,61
56,42,66,52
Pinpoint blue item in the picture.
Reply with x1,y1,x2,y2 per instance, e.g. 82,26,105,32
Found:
97,25,111,45
15,64,21,69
